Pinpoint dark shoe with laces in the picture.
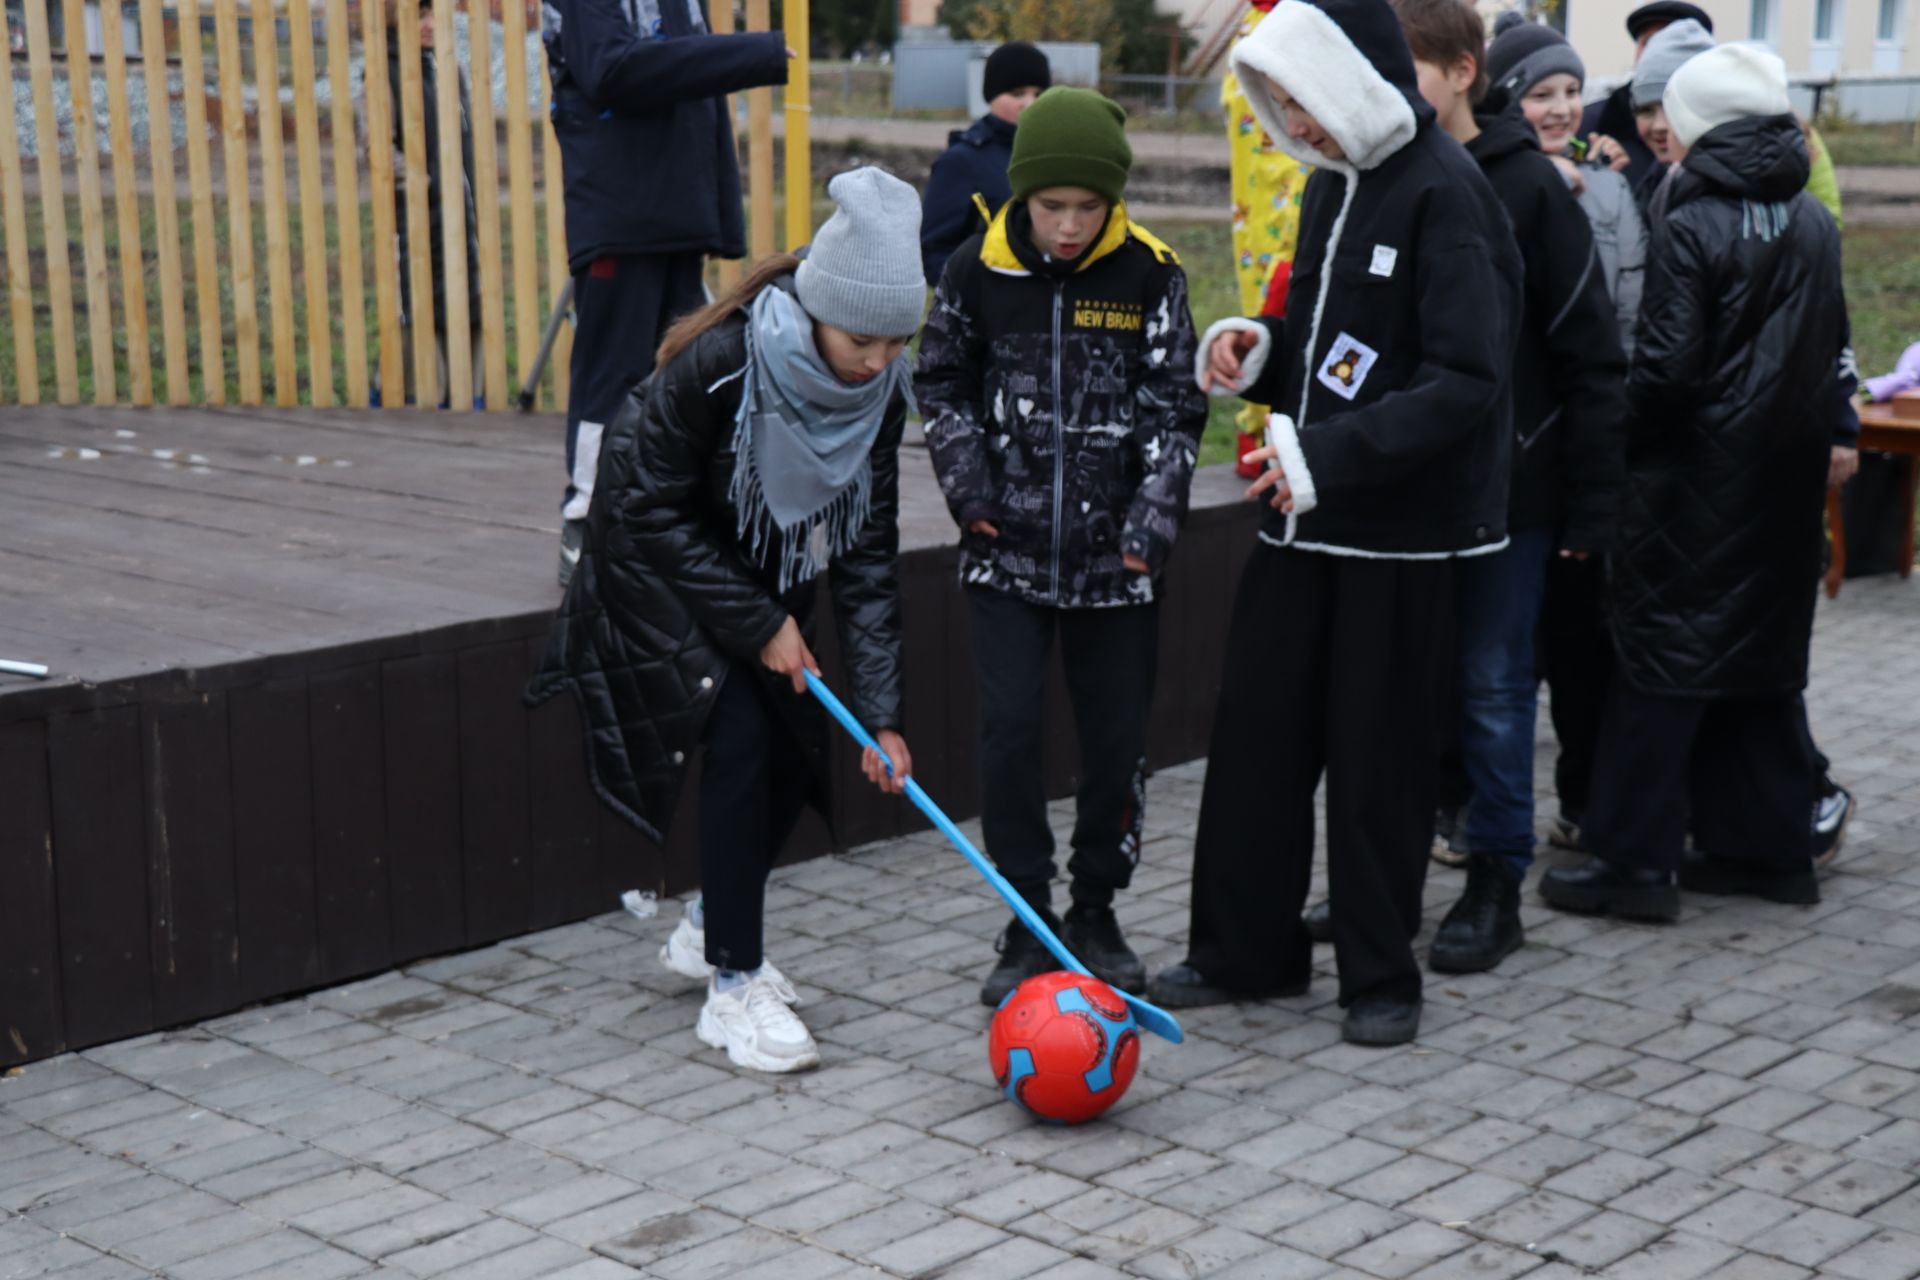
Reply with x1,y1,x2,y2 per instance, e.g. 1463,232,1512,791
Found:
1303,899,1333,944
1680,850,1820,906
1430,856,1525,974
1812,782,1851,869
1343,998,1421,1046
1063,903,1147,995
1147,963,1308,1009
980,913,1063,1007
1539,856,1679,922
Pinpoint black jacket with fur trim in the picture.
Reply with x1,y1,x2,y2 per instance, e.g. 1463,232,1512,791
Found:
917,201,1207,608
1212,0,1525,558
1468,99,1627,552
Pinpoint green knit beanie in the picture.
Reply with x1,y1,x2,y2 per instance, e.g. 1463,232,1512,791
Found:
1007,87,1133,204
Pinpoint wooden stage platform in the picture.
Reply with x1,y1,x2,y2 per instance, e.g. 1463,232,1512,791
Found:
0,407,1259,1067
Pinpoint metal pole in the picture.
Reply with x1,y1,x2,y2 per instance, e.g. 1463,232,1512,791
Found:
515,277,574,412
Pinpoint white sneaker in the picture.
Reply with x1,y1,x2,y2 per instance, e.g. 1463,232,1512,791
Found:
658,915,801,1004
696,974,821,1073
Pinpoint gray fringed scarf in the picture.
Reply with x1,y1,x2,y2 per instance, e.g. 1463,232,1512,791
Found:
729,286,915,593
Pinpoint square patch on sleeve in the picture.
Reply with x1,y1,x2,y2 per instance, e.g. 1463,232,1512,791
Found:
1315,333,1379,402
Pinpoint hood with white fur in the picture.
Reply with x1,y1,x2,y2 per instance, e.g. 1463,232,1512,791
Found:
1227,0,1429,172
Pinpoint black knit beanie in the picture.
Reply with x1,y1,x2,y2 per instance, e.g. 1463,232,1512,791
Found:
1626,1,1714,39
983,41,1052,104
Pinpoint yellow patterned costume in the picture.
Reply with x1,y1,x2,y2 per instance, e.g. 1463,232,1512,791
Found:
1222,3,1307,447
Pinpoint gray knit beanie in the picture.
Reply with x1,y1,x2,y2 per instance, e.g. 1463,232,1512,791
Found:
795,167,927,338
1486,20,1587,100
1632,18,1714,109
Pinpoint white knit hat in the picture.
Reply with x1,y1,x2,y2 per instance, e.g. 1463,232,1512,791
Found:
1664,43,1792,149
795,168,927,339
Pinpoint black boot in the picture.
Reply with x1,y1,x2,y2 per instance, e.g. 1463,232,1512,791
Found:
1343,998,1421,1046
980,912,1062,1007
1303,899,1333,944
1539,856,1679,922
1430,856,1524,974
1680,850,1820,906
1063,903,1147,994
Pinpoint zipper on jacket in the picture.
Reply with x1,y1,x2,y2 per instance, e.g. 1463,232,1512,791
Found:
1050,281,1065,603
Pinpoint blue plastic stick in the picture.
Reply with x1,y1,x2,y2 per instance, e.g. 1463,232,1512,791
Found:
805,670,1184,1045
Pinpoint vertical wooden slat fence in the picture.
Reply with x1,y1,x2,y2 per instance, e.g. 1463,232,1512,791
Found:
0,0,801,411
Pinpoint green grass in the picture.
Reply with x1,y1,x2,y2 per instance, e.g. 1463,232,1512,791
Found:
1820,119,1920,168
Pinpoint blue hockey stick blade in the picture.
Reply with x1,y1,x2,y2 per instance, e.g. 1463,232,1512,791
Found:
805,670,1184,1044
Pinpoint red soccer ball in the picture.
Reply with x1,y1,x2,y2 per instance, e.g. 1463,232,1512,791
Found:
988,970,1140,1124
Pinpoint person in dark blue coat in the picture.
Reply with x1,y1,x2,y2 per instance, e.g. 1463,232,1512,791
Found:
919,41,1050,283
544,0,791,586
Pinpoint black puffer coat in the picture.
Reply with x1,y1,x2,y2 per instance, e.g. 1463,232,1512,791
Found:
526,279,906,841
1610,114,1852,699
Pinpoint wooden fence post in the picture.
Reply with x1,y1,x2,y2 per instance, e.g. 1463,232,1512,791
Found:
469,0,509,410
252,0,299,404
783,0,810,251
288,0,334,406
215,0,262,404
539,51,569,409
430,0,472,410
175,0,226,404
397,0,438,407
99,0,153,405
326,0,369,408
60,0,116,405
23,0,78,403
0,42,39,403
745,0,773,263
363,0,404,406
502,0,541,407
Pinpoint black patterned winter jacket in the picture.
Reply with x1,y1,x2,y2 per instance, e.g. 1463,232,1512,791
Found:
915,201,1208,609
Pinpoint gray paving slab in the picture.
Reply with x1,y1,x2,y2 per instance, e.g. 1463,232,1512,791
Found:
5,586,1920,1275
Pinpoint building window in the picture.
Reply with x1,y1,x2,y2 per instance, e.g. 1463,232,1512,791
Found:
1814,0,1839,41
1751,0,1778,40
1879,0,1903,41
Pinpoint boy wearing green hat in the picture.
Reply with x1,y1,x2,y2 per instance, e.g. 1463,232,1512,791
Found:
916,87,1208,1006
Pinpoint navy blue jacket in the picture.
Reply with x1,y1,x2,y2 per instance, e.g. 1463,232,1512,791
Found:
920,114,1016,284
543,0,788,272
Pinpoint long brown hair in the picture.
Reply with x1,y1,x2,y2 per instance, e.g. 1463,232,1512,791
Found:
655,253,802,370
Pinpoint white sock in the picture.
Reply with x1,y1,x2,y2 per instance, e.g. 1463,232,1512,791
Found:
714,965,759,993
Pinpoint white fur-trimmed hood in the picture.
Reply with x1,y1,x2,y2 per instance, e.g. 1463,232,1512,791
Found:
1228,0,1421,172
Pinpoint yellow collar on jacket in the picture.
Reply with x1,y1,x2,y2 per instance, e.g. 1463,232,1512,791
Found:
975,198,1180,276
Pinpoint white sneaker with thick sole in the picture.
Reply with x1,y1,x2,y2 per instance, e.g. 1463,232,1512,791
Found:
658,915,800,1005
696,974,821,1073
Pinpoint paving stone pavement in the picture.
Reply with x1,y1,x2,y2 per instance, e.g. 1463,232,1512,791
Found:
5,582,1920,1280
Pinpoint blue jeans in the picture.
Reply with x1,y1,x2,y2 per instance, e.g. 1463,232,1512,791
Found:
1455,527,1555,879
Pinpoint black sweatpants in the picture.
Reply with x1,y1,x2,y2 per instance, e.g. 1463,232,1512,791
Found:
564,252,706,519
1185,545,1454,1007
1539,553,1613,822
1585,682,1816,876
698,665,812,972
969,589,1158,912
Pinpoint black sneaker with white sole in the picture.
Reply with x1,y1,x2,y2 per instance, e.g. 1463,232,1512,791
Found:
1063,903,1146,995
980,914,1062,1007
1812,784,1851,869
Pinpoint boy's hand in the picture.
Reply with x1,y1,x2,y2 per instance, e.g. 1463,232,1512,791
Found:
1202,328,1261,392
1550,154,1587,195
862,729,912,795
759,616,819,694
1123,554,1150,574
1241,444,1296,513
1589,133,1630,172
1828,445,1859,489
967,519,1000,538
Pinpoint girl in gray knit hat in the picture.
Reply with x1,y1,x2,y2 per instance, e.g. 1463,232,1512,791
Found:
527,166,927,1074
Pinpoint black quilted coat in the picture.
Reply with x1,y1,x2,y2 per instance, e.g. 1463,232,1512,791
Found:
526,279,906,842
1610,114,1851,699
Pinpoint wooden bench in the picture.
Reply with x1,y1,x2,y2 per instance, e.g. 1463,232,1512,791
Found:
1825,392,1920,598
